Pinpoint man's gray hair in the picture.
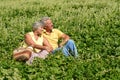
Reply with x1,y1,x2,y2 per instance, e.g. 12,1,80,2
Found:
32,21,44,31
40,17,51,26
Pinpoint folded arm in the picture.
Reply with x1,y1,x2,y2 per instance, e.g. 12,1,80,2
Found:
24,33,52,52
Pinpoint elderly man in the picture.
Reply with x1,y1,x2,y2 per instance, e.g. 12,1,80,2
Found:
40,17,78,57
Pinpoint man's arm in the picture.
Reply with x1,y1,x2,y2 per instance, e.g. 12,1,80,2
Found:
59,33,70,47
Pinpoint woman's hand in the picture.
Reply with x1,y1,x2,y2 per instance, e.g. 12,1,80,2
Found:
44,46,53,52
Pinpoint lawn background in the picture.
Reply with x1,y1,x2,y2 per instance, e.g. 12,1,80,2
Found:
0,0,120,79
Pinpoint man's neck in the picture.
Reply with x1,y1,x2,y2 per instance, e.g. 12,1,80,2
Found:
46,29,52,33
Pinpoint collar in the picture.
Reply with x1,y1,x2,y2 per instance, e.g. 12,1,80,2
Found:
43,29,54,35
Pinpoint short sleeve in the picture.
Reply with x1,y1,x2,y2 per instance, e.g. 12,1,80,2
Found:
55,29,64,38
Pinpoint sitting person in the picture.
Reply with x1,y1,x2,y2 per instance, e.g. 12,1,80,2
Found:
40,17,78,57
13,21,53,64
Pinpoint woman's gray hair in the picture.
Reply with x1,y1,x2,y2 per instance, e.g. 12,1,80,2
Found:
32,21,44,31
40,17,51,26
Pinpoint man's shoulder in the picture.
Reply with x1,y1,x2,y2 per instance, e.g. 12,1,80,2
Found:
53,29,64,36
53,29,61,32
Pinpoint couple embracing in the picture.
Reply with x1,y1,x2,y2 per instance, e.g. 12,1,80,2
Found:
13,17,78,65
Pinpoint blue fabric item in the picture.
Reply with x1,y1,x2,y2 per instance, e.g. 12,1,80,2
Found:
52,39,78,57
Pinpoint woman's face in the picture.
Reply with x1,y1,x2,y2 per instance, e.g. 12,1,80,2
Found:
37,26,43,34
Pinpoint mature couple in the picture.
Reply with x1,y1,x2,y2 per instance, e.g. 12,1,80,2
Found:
14,17,78,64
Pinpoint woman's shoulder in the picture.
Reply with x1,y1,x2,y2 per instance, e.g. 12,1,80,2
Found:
24,32,33,38
25,32,33,35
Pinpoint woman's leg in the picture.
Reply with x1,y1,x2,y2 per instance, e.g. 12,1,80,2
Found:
26,50,49,65
26,52,39,64
37,50,49,59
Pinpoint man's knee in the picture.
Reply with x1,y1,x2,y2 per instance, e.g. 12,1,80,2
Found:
67,39,74,44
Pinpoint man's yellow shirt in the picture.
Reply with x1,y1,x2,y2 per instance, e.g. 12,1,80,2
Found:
43,29,64,50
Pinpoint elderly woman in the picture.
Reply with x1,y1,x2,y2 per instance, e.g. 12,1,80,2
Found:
14,21,53,64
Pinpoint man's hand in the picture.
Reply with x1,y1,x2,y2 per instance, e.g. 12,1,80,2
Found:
58,43,64,48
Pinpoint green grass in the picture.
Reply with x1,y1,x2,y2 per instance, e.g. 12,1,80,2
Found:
0,0,120,79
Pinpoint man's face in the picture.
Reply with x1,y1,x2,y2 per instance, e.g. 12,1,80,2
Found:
45,19,53,31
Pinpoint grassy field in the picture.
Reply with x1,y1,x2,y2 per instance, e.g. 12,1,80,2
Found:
0,0,120,79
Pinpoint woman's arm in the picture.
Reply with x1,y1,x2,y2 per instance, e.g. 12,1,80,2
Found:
24,33,47,50
43,37,53,52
